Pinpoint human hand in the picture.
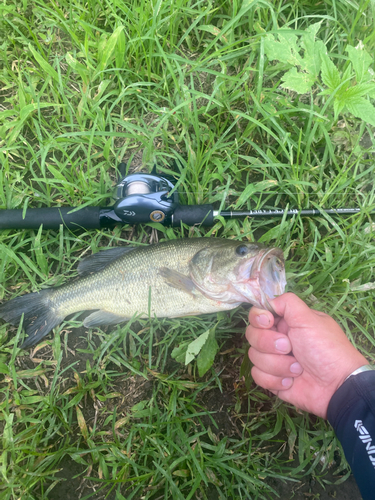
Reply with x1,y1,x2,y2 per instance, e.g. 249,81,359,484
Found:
245,293,368,418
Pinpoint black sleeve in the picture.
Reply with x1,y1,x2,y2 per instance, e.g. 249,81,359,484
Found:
327,371,375,500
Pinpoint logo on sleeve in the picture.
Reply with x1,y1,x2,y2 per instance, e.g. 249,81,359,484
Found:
354,420,375,468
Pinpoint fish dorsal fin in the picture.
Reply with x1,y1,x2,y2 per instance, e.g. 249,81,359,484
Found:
77,246,137,275
83,310,129,328
159,267,196,296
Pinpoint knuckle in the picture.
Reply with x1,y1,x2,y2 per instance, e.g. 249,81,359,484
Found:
257,332,275,353
246,327,264,349
251,366,285,392
248,346,257,363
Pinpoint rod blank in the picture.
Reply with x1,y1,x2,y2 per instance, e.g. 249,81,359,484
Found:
216,207,363,219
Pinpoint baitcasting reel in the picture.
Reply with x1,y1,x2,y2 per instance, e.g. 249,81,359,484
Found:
113,166,179,224
104,163,215,227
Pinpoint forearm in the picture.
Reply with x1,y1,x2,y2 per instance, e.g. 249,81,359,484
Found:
327,371,375,500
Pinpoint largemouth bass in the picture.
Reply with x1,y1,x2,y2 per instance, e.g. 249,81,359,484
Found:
0,238,286,349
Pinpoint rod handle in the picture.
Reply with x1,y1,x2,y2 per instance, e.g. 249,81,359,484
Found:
172,204,214,226
0,207,101,230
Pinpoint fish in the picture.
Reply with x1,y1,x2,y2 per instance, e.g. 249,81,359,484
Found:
0,238,286,349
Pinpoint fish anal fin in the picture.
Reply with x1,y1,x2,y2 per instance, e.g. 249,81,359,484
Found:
159,267,196,296
77,246,137,275
83,310,128,328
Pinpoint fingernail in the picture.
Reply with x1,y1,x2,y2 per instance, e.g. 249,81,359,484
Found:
290,362,302,374
275,338,290,353
257,314,270,327
282,377,293,387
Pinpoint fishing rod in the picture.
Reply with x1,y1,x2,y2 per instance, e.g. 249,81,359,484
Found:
0,163,370,230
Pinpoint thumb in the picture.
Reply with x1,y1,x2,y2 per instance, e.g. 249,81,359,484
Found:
248,307,275,329
270,293,313,324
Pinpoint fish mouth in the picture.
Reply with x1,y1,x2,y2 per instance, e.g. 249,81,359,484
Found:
232,248,286,312
255,248,286,311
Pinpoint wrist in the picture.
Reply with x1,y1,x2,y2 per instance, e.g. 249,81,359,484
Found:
345,363,374,381
336,355,369,391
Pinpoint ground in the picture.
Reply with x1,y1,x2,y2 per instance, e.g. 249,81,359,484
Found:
50,457,361,500
23,325,362,500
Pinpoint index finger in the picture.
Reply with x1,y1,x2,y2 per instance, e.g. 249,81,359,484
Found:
245,324,292,355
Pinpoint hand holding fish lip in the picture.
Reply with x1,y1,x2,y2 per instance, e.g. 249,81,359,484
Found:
246,293,369,419
0,238,286,349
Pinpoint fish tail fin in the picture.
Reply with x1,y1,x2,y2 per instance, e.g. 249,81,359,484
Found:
0,289,64,349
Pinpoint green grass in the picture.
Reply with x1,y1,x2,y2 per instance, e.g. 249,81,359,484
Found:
1,0,375,498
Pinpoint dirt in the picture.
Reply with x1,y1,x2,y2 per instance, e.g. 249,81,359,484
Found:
268,474,361,499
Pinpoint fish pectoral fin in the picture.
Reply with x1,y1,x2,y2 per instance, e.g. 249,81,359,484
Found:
77,246,137,275
159,267,196,296
83,310,129,328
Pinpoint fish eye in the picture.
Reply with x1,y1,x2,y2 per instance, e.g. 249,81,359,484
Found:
235,244,249,257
